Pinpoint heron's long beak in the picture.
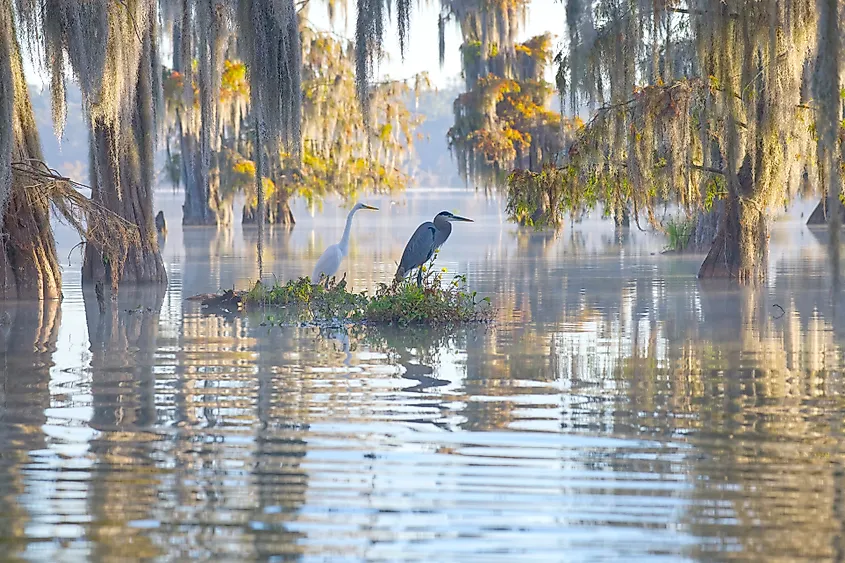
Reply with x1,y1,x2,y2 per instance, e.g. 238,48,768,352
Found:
451,214,473,222
362,204,379,210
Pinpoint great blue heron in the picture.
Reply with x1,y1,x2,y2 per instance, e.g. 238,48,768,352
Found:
312,202,379,282
395,211,473,285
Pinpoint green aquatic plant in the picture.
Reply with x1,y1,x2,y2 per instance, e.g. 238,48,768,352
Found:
664,216,696,253
247,275,369,322
365,272,491,325
201,264,492,327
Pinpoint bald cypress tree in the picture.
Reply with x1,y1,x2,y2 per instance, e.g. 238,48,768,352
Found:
13,0,166,289
163,0,232,226
79,1,167,286
0,0,60,300
508,0,822,282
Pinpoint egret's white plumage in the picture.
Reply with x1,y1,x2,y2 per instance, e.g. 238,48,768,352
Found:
312,202,379,282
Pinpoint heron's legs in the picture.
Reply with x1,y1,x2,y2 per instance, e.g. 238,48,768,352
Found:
416,268,423,286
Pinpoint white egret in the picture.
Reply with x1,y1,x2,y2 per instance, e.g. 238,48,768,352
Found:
312,202,379,282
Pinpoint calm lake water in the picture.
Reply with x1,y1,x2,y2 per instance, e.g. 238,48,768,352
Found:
2,189,844,561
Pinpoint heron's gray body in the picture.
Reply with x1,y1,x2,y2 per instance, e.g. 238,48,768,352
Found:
395,212,471,284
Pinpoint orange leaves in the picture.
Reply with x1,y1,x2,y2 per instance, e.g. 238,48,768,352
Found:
163,60,249,108
449,36,564,182
162,69,196,108
469,129,518,162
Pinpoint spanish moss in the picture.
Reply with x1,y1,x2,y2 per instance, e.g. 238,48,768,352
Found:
813,0,842,289
56,0,168,287
0,0,12,233
531,0,819,282
237,0,301,264
237,0,301,155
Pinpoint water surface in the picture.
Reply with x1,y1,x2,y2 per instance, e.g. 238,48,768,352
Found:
2,190,844,561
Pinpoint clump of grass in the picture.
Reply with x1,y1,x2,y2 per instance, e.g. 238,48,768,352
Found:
247,275,367,322
366,271,491,325
215,265,493,327
663,216,696,252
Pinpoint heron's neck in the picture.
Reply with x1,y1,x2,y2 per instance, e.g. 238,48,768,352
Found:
434,215,452,237
339,207,358,255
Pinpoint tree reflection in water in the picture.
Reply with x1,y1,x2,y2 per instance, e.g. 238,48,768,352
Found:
83,287,164,560
0,300,60,559
4,214,845,559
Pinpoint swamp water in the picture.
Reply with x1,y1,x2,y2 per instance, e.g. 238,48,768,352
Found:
1,189,844,561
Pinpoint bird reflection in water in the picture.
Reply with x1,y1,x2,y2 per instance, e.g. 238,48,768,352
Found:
318,325,352,366
357,324,455,393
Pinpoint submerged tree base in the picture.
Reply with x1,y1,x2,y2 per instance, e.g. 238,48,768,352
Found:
242,199,295,226
192,272,493,326
806,198,845,226
697,196,768,282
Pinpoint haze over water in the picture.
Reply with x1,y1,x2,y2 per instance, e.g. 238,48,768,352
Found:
2,189,844,561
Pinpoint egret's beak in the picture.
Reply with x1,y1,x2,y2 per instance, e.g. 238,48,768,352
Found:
362,204,379,210
451,214,473,222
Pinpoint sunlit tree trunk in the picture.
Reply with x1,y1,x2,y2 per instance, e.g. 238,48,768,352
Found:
698,12,774,283
0,5,61,300
698,158,768,281
82,10,166,288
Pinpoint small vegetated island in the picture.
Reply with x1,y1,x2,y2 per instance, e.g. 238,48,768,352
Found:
194,260,493,327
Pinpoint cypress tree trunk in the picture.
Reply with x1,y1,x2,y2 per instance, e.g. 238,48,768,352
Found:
1,181,62,300
217,194,234,227
272,197,296,226
178,114,214,225
242,193,296,226
689,203,722,252
174,5,214,228
82,21,166,288
178,0,229,227
814,0,842,289
0,6,61,301
698,159,767,282
697,195,768,281
613,206,630,229
241,200,296,225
